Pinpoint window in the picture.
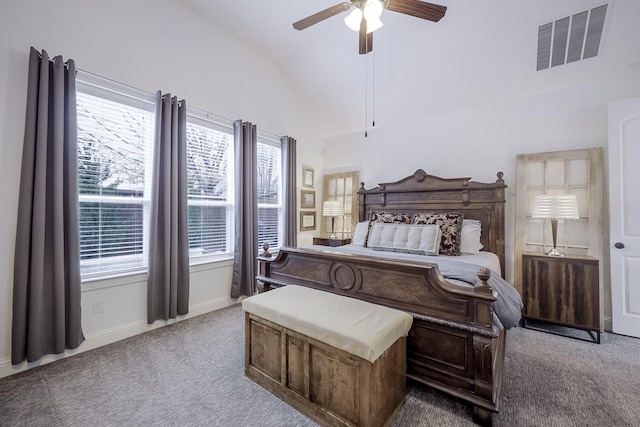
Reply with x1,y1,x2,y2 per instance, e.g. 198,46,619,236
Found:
76,73,155,278
77,73,235,279
257,136,282,250
186,113,234,261
321,171,359,238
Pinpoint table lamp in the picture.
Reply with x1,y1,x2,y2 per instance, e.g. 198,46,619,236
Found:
322,201,344,239
532,194,579,257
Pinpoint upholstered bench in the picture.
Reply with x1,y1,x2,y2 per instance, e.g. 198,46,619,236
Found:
242,285,413,427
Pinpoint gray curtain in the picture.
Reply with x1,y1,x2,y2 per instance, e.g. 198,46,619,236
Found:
231,120,258,298
281,136,297,247
147,92,190,324
12,47,84,365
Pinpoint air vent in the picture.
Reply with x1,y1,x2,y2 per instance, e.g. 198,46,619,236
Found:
536,4,608,71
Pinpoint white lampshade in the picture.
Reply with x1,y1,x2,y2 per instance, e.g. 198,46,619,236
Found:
344,8,362,31
322,201,344,217
532,194,579,257
532,195,579,219
363,0,383,20
365,16,383,33
363,0,384,33
345,0,383,33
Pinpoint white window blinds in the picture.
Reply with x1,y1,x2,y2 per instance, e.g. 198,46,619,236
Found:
257,138,282,250
76,82,155,278
185,116,234,260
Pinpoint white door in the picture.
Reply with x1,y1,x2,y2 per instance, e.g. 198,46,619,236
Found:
609,98,640,338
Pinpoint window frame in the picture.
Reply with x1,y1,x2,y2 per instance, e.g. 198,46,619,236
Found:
257,133,283,252
185,109,235,264
76,73,238,281
514,148,604,291
321,171,359,239
76,71,156,280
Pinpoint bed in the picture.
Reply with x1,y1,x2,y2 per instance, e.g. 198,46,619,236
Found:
256,169,523,426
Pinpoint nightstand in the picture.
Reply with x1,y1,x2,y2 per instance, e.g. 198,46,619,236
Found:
521,252,600,343
313,237,351,247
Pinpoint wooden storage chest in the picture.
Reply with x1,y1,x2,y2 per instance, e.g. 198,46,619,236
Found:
243,286,413,427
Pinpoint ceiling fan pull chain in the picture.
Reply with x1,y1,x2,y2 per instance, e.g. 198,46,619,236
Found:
365,52,368,137
372,48,376,128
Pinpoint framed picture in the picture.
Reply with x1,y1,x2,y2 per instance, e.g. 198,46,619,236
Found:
302,166,315,188
300,211,316,231
301,190,316,209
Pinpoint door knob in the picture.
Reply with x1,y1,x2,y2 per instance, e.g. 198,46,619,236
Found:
614,242,625,249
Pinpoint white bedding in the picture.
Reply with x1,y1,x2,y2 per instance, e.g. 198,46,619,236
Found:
303,244,502,278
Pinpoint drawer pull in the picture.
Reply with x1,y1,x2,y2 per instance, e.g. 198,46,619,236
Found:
614,242,625,249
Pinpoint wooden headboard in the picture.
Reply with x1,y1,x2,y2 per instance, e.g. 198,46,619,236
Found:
357,169,507,277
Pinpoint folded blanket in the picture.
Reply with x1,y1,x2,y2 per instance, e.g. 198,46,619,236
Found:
433,258,523,329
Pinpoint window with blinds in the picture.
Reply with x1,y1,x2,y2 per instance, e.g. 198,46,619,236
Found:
76,78,155,278
76,73,236,279
186,115,234,260
257,137,281,250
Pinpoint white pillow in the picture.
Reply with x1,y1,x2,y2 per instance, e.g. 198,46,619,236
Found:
367,223,441,256
351,221,370,246
460,219,483,255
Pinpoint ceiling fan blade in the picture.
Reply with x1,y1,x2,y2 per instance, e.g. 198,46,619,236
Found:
384,0,447,22
293,2,352,30
359,18,373,54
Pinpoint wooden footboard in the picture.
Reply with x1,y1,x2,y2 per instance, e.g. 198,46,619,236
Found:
406,317,506,425
256,247,504,426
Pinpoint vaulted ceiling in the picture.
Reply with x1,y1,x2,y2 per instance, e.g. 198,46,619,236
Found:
175,0,640,139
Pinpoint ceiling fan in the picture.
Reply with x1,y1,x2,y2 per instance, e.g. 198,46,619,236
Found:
292,0,447,54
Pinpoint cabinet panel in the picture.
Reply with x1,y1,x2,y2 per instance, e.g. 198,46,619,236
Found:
522,253,600,332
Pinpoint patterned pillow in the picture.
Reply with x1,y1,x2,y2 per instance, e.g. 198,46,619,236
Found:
412,212,464,256
369,211,413,224
365,212,413,247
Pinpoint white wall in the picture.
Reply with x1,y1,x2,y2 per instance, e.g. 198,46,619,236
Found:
0,0,323,378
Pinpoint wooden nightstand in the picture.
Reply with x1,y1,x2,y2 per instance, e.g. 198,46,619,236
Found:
521,252,601,343
313,237,351,247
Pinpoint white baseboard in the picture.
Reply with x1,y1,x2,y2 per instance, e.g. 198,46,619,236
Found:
0,296,238,380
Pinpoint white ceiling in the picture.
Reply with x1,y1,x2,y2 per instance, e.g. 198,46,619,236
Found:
175,0,639,139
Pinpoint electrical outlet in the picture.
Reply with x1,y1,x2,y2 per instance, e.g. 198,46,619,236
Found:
93,299,105,314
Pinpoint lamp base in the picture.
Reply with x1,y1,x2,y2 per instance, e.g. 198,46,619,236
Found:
546,247,566,257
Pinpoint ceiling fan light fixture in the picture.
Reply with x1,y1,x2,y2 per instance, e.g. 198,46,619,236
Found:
365,16,384,33
363,0,384,20
344,8,363,31
293,0,446,53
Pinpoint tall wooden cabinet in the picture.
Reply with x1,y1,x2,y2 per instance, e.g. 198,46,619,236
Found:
521,252,601,343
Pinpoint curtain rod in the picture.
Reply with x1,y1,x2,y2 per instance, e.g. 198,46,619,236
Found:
77,68,284,140
188,105,233,126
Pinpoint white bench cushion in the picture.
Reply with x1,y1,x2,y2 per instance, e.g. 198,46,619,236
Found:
242,286,413,363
